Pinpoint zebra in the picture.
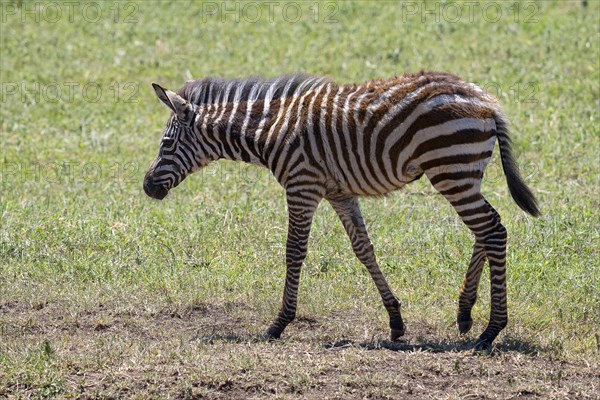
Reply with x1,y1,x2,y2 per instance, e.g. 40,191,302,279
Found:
143,72,539,351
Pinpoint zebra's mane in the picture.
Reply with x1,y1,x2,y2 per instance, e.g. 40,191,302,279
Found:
176,73,329,106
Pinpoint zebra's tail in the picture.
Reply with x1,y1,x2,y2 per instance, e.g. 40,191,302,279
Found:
494,111,540,217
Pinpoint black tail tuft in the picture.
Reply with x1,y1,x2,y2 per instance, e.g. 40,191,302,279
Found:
494,112,540,217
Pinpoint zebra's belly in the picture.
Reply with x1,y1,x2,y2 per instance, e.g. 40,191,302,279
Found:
323,157,415,198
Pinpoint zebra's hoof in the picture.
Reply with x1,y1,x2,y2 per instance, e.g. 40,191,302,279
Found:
390,327,405,341
473,338,492,354
261,326,283,341
390,318,405,341
458,319,473,334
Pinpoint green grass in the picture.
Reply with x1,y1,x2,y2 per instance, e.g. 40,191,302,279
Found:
1,1,599,398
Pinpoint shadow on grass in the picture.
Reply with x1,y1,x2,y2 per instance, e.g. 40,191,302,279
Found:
494,337,546,355
193,331,256,344
193,331,291,345
324,337,544,356
191,327,545,356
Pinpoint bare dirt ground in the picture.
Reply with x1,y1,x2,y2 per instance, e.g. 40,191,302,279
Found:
1,300,598,399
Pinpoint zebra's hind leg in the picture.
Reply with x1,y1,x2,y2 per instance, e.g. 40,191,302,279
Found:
457,199,500,335
328,196,404,340
472,203,508,351
457,244,486,334
427,173,508,351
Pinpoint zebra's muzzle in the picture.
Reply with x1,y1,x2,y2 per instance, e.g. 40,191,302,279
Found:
143,174,169,200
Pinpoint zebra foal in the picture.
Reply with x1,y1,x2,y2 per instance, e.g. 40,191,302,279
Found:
143,72,539,350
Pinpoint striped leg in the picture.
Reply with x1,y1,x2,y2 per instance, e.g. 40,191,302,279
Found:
428,174,508,351
328,196,404,340
473,204,508,350
457,244,486,334
264,191,322,339
457,198,502,335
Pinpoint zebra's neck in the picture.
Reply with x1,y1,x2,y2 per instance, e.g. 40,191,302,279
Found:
197,99,276,168
186,75,331,173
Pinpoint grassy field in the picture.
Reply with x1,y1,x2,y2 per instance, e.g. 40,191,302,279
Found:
1,0,599,398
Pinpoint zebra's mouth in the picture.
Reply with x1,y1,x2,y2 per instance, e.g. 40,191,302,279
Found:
143,175,169,200
146,185,169,200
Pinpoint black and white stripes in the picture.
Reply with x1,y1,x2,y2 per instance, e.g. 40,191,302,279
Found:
143,72,539,350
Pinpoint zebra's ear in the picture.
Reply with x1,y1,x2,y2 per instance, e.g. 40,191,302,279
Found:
152,83,192,122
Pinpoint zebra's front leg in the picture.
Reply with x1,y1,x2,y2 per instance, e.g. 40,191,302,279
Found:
329,196,404,340
263,192,321,339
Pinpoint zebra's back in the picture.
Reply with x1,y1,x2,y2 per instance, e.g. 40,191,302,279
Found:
288,72,500,198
